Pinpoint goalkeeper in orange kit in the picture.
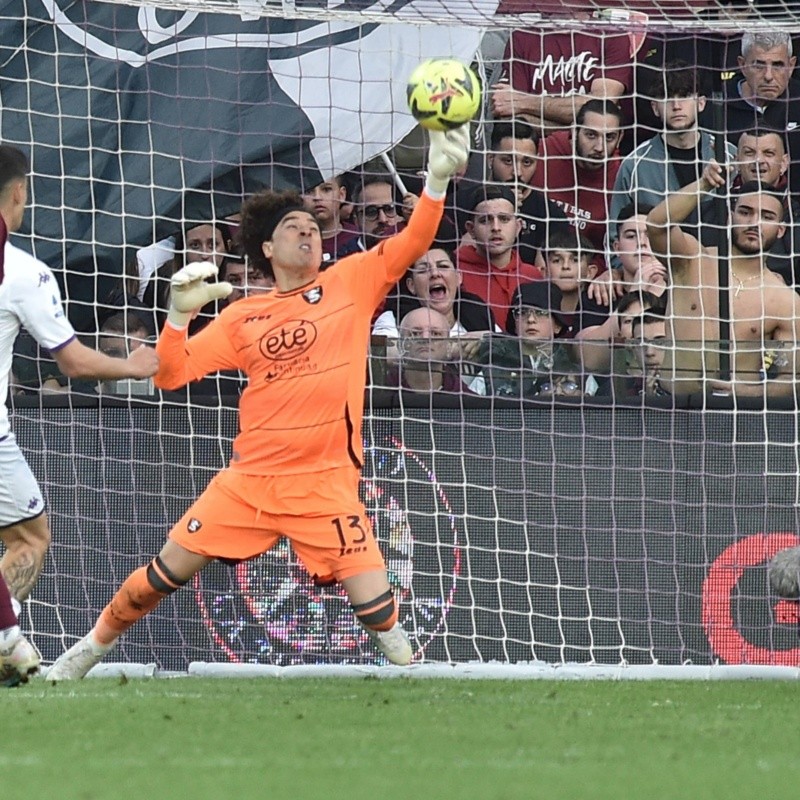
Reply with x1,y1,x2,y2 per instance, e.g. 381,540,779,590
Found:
48,125,470,679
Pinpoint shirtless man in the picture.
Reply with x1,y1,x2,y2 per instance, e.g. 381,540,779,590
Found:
646,162,800,397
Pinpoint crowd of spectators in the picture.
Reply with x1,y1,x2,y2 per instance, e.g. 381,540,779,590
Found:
11,25,800,405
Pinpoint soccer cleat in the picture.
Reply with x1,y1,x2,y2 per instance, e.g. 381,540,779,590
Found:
363,622,413,665
47,631,116,682
0,633,41,687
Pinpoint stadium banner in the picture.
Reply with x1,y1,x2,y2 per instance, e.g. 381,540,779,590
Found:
0,0,497,313
13,402,800,670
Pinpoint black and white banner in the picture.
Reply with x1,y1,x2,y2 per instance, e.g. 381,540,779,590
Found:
0,0,497,311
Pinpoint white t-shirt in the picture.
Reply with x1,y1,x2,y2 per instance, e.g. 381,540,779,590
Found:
0,242,76,436
135,236,175,301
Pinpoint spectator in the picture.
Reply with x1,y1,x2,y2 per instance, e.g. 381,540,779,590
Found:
628,310,670,397
351,174,403,251
631,28,741,151
716,32,800,143
533,98,624,267
478,280,573,399
491,26,632,135
97,310,153,395
98,311,151,360
647,164,800,398
385,307,476,394
611,62,736,252
142,221,231,334
575,290,667,383
456,185,543,326
485,121,569,264
441,121,568,263
219,260,275,306
611,204,670,299
733,127,800,289
540,228,607,335
372,246,497,338
303,175,360,267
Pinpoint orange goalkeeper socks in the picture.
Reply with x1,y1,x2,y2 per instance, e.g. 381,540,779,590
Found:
93,565,171,645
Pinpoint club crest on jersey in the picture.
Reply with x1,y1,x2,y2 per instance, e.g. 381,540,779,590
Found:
303,287,323,304
187,518,202,533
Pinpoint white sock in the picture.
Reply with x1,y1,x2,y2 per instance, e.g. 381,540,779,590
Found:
11,598,21,619
0,624,21,649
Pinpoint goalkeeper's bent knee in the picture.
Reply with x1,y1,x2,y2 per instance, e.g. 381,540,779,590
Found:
146,555,189,595
352,589,398,632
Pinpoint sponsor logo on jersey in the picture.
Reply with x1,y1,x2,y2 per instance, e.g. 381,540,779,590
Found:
260,319,318,361
187,518,202,533
303,287,322,304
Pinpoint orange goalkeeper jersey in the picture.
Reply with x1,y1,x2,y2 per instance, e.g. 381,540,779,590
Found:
154,192,444,476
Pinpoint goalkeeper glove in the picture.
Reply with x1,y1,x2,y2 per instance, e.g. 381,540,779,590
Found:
424,125,471,199
167,262,233,328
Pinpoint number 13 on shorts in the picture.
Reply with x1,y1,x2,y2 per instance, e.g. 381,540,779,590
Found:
331,514,370,557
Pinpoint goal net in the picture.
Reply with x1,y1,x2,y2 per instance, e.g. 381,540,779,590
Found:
3,0,800,676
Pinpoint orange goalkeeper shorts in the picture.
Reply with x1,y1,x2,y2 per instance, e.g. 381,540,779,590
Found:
168,467,386,584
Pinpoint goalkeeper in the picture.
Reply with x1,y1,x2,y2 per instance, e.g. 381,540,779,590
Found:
49,126,470,679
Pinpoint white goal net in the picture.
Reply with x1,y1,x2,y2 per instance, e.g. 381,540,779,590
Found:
3,0,800,675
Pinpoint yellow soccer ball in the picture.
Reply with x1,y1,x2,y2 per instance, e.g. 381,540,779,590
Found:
406,58,481,132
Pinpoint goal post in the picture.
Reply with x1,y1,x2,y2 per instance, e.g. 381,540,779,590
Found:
3,0,800,677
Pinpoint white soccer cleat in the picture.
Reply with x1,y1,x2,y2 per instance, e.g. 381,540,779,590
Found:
47,631,116,682
363,622,413,665
0,632,41,687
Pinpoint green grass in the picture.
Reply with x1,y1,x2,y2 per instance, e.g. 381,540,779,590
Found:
3,678,798,800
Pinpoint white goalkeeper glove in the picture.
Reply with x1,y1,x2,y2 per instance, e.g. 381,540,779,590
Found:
167,262,233,328
425,125,471,199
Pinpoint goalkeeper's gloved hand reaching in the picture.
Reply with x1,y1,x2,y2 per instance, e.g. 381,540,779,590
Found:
424,125,471,198
167,262,233,328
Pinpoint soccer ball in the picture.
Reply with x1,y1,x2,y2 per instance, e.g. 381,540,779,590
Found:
406,58,481,132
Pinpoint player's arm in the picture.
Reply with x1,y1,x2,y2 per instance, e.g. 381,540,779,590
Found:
378,126,470,282
152,263,235,390
52,338,158,381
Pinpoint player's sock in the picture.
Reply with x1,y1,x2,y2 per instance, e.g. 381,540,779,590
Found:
94,557,187,645
352,589,398,632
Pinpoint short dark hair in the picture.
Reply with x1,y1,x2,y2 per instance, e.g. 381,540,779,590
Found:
616,202,655,237
0,145,29,194
732,181,787,215
616,290,666,317
575,99,624,128
649,60,708,100
100,310,149,337
632,312,667,336
239,189,308,279
219,259,268,283
466,184,516,214
349,173,395,206
490,120,540,150
737,127,787,152
542,228,594,259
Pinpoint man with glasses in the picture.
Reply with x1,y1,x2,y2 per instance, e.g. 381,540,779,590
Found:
456,185,542,326
351,175,403,251
716,32,800,151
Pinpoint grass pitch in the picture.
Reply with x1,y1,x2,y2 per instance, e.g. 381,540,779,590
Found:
3,677,798,799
